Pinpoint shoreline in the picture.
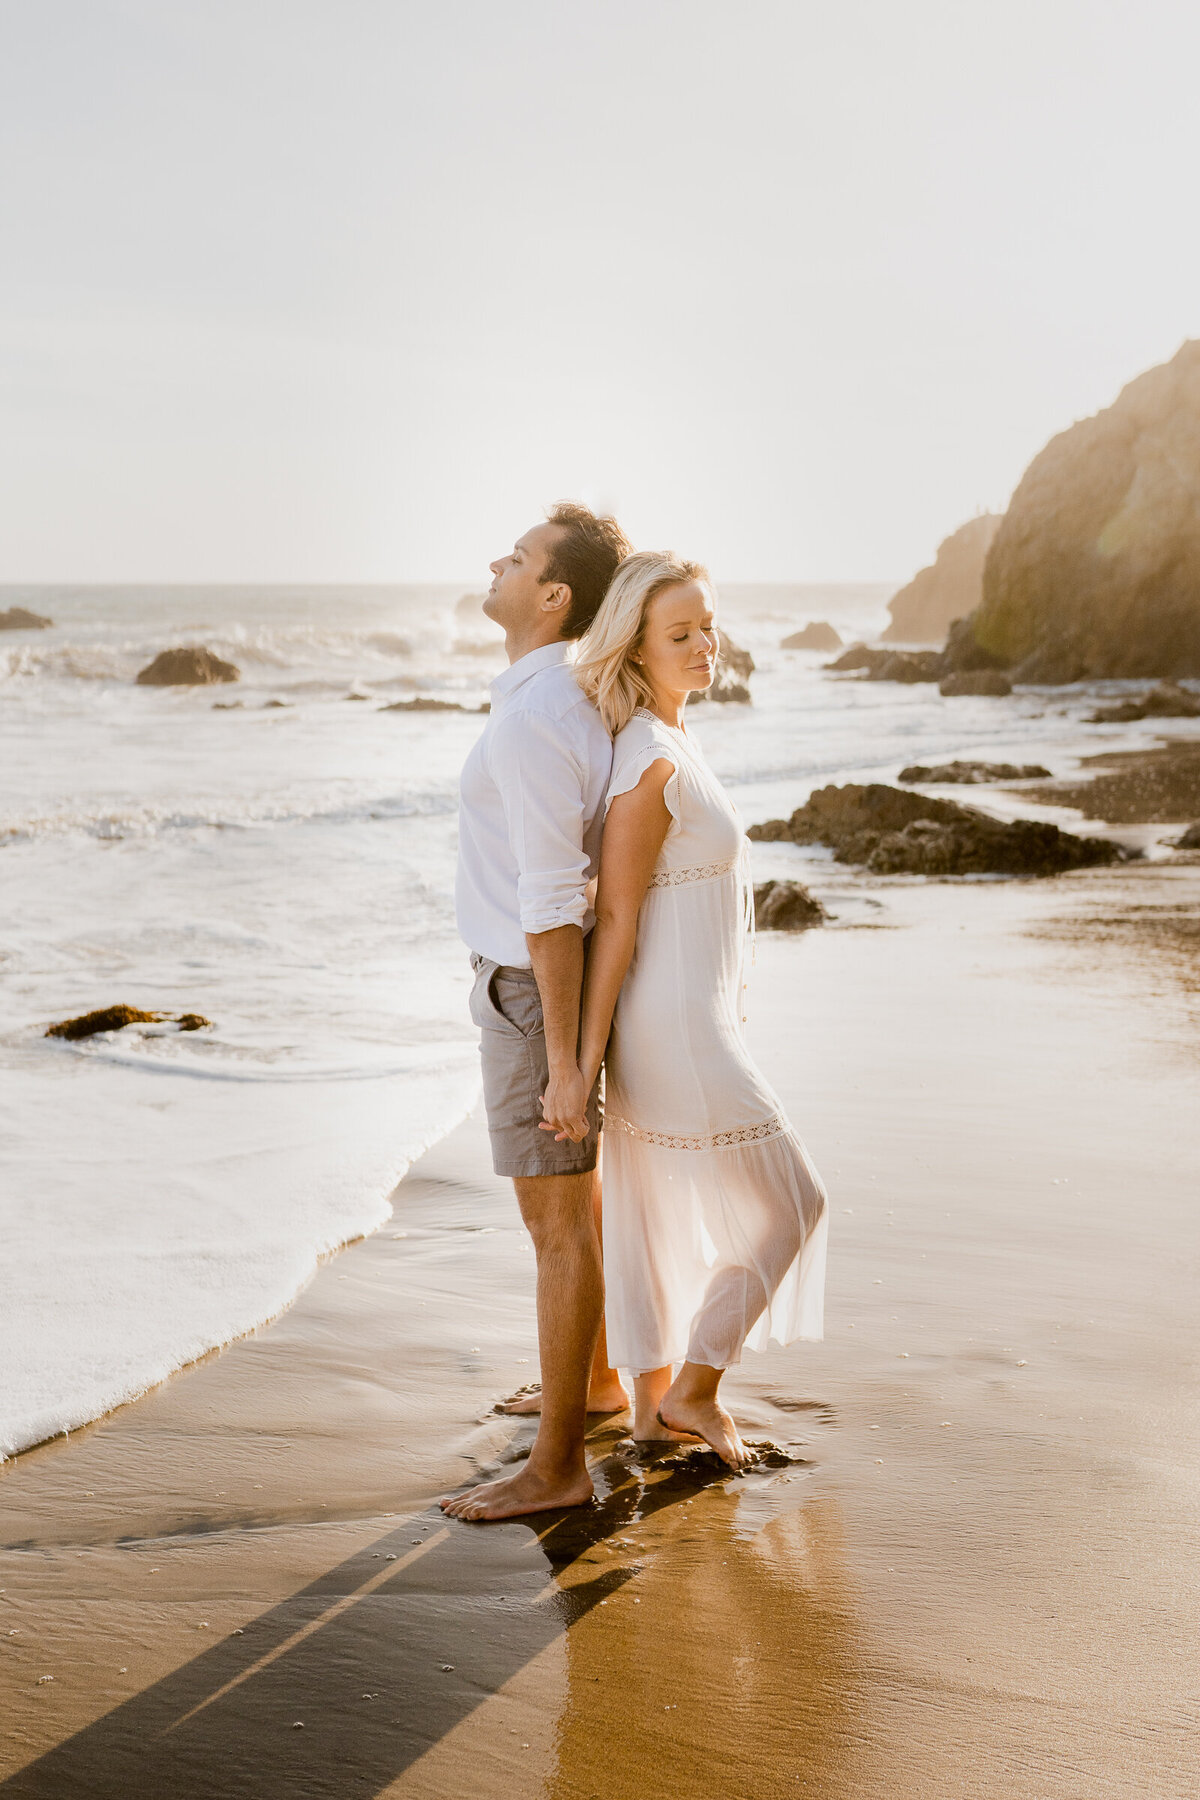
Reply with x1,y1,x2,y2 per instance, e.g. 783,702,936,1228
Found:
3,860,1198,1797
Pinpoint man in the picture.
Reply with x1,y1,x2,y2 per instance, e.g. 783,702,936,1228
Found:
441,502,631,1522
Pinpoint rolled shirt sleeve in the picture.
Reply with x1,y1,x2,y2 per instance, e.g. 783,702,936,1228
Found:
489,709,590,937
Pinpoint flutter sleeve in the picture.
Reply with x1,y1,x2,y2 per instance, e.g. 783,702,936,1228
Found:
605,721,681,829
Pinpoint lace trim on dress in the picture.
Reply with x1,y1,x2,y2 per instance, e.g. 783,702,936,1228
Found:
606,1112,789,1152
648,854,740,889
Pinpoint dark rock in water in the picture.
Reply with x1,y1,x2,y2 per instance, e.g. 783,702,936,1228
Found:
1087,682,1200,723
212,700,244,710
872,650,943,683
718,632,755,679
825,642,942,682
46,1006,213,1040
454,591,489,620
698,667,751,704
0,606,53,630
899,760,1052,784
345,692,372,701
1177,823,1200,849
970,339,1200,679
782,621,842,651
882,514,1003,644
693,630,754,704
263,698,291,709
136,647,240,686
379,696,487,713
827,641,882,672
748,782,1124,877
938,669,1014,697
753,880,828,930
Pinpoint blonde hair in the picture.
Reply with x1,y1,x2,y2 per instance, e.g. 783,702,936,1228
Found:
574,551,711,733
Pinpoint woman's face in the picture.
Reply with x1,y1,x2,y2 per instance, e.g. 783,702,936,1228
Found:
637,580,718,699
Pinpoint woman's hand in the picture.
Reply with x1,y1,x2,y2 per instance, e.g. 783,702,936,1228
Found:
539,1062,590,1144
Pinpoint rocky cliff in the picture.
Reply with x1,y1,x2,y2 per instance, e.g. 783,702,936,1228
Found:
969,340,1200,680
882,514,1002,644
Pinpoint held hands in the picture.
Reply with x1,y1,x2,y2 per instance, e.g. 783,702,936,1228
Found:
539,1062,591,1145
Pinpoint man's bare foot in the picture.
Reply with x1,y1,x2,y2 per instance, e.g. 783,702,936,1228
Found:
496,1378,630,1417
439,1462,594,1522
656,1396,751,1469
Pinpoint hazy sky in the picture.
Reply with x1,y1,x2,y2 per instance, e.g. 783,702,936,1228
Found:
3,0,1199,583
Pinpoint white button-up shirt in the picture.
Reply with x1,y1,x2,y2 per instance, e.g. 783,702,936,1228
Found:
456,641,613,968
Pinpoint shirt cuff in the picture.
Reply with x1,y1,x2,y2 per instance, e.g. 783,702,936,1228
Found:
519,893,588,936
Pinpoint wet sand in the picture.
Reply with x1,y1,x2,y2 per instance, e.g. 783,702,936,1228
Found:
2,863,1199,1799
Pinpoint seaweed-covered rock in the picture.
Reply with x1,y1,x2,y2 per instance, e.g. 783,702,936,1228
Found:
753,880,828,929
882,514,1003,644
748,782,1123,877
1087,682,1200,723
899,760,1051,784
938,669,1013,697
782,621,842,651
0,606,53,630
46,1006,212,1039
136,647,239,686
971,339,1200,679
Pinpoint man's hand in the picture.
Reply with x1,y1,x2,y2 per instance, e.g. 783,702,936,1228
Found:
539,1062,590,1144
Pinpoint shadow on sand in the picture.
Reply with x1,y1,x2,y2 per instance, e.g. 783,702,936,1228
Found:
4,1433,855,1799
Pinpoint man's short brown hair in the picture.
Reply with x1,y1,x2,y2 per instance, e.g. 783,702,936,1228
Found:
540,502,632,640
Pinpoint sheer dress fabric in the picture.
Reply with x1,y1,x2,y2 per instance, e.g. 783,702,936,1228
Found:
601,710,828,1374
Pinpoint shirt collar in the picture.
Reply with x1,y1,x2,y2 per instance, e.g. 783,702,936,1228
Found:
489,639,571,701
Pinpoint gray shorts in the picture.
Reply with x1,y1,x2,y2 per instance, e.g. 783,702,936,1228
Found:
468,954,601,1178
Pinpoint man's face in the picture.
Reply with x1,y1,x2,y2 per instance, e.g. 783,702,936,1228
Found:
484,522,565,632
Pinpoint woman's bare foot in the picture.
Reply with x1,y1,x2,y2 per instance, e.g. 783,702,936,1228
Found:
657,1391,751,1469
496,1377,630,1417
627,1365,698,1441
439,1462,594,1522
632,1410,702,1443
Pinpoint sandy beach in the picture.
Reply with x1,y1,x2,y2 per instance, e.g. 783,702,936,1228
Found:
3,844,1198,1800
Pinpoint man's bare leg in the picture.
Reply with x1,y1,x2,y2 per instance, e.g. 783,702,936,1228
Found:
441,1169,602,1521
497,1169,628,1416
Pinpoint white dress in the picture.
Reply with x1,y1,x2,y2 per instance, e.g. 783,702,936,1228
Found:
601,710,828,1374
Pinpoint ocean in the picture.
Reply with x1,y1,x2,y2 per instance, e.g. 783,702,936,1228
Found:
0,579,1166,1459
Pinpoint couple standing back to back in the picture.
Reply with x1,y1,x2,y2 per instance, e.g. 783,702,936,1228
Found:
444,503,828,1523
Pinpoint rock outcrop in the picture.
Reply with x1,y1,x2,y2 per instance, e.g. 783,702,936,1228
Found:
938,669,1013,697
0,606,53,630
882,514,1003,644
693,630,754,704
782,622,842,651
1177,823,1200,849
826,644,943,682
748,783,1123,877
47,1006,211,1039
136,647,240,686
752,880,828,929
899,760,1051,784
1086,681,1200,723
379,696,488,714
965,340,1200,680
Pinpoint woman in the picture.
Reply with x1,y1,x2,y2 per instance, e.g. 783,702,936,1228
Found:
566,552,828,1467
